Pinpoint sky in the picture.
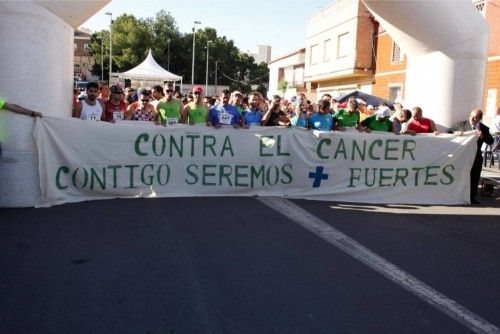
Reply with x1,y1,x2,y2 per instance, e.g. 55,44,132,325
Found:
80,0,334,60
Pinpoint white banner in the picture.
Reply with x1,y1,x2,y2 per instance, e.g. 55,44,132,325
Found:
34,116,477,207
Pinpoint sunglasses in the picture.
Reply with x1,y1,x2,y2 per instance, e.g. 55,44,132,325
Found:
166,89,173,93
194,92,202,95
141,99,149,102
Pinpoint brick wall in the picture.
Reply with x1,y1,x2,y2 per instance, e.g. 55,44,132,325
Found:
373,33,407,73
484,59,500,122
372,73,406,100
371,32,407,101
354,3,375,71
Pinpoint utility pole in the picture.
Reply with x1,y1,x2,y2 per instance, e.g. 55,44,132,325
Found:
191,21,201,90
205,40,212,94
167,38,171,71
215,60,218,95
105,12,112,84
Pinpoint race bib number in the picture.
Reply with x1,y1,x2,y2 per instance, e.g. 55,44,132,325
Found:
218,112,233,125
166,117,179,126
113,111,124,120
88,113,100,121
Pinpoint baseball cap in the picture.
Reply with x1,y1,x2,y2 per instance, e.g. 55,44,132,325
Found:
193,85,203,93
110,85,124,94
376,107,390,119
356,98,367,105
232,90,243,96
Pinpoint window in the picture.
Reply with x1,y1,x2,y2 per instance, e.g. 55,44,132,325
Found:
337,33,349,58
391,42,404,63
74,43,77,51
84,44,90,52
294,67,304,86
284,66,294,83
310,44,319,65
323,39,332,62
388,84,402,103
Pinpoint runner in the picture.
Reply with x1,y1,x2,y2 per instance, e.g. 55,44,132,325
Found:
104,85,127,122
182,86,208,125
126,90,157,122
74,82,105,121
309,100,334,131
241,92,262,128
208,89,240,128
157,85,182,126
333,98,361,131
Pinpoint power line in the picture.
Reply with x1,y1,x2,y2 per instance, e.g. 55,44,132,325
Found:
217,67,269,85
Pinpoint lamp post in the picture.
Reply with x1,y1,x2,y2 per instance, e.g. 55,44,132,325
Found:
205,40,212,94
105,12,112,84
215,60,218,95
191,20,201,90
96,36,103,81
167,38,171,71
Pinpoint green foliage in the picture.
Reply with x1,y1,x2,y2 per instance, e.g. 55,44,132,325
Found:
88,11,269,90
278,79,288,96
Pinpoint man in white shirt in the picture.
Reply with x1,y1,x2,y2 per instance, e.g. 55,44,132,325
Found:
491,107,500,134
74,82,105,121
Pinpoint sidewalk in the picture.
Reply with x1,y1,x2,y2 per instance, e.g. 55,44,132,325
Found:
480,165,500,206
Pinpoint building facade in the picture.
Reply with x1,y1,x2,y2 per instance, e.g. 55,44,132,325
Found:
267,48,306,99
304,0,376,100
74,28,96,81
268,0,499,124
250,45,272,64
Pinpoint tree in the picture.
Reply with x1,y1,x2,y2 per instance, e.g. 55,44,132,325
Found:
278,79,288,97
87,12,270,92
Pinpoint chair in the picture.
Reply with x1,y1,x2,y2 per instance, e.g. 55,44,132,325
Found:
484,134,500,169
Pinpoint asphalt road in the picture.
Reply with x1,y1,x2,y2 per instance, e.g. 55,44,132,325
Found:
1,197,499,334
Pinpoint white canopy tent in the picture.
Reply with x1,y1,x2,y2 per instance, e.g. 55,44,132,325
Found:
114,49,183,90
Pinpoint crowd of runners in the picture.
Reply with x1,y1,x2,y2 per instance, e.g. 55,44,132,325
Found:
72,81,445,135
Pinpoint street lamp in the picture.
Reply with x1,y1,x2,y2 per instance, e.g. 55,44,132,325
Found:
96,36,103,81
205,40,212,94
191,20,201,89
167,38,171,71
215,60,218,95
105,12,112,84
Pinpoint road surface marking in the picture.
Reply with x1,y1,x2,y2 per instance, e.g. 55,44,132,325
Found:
257,197,500,334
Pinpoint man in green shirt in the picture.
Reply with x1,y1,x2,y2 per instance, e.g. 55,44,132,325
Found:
361,107,393,132
333,99,360,130
231,91,244,114
156,86,182,126
182,86,208,125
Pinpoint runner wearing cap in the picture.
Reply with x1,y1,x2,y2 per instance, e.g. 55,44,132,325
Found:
104,85,127,122
230,91,244,115
361,107,393,132
182,86,208,125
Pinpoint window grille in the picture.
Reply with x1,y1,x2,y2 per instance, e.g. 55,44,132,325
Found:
392,42,403,63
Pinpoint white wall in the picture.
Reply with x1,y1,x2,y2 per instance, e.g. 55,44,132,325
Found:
305,0,359,80
0,1,108,207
